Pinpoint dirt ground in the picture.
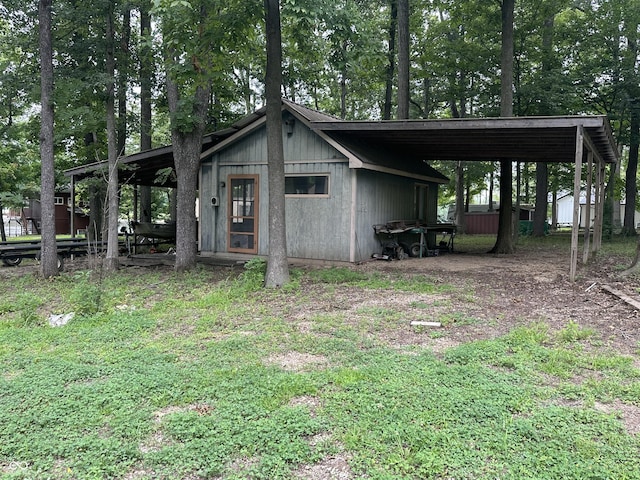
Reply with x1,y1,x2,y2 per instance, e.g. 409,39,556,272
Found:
355,245,640,356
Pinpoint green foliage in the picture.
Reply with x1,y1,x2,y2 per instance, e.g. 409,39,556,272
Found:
238,257,267,290
69,273,104,316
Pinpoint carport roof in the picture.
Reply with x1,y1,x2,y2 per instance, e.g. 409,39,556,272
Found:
310,115,619,164
64,103,619,188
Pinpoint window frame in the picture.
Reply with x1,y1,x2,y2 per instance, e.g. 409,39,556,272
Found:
284,174,330,198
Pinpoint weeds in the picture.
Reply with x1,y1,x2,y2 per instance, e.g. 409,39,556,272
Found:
0,267,638,479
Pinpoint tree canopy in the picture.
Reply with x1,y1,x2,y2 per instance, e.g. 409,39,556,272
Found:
2,0,638,259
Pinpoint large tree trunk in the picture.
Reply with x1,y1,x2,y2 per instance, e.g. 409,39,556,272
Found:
264,0,289,288
490,0,515,254
38,0,58,278
622,103,639,236
0,202,6,242
139,2,153,223
396,0,409,119
383,0,398,120
455,161,466,233
166,79,209,272
534,13,554,237
104,3,120,272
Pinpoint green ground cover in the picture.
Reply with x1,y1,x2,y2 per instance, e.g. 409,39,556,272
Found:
0,256,639,479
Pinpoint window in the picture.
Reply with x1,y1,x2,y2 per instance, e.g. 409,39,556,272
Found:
54,197,64,205
285,175,329,196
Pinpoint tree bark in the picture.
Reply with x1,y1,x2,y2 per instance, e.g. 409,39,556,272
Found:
383,0,398,120
166,79,209,272
104,3,120,272
38,0,58,278
117,5,131,157
490,0,515,254
455,161,466,234
533,161,548,236
0,202,6,242
396,0,410,119
264,0,289,288
139,2,153,222
622,103,639,236
533,13,554,236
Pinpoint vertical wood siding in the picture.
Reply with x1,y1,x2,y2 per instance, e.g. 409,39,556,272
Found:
200,161,214,251
354,170,439,261
199,114,440,263
201,118,352,260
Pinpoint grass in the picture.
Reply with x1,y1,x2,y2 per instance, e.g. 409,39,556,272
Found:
0,261,639,479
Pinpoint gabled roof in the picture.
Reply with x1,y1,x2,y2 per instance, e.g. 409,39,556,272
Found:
199,98,449,184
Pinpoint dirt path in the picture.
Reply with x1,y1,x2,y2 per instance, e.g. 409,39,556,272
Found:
356,247,640,357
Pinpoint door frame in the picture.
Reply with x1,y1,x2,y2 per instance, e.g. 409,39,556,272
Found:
227,174,259,254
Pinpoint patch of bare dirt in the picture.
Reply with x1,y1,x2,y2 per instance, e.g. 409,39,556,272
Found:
346,247,640,357
265,352,329,372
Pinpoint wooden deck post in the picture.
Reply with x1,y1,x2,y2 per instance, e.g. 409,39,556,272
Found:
570,126,584,282
592,158,606,253
582,150,593,264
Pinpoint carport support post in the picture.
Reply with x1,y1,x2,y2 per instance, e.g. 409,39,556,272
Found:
570,126,584,282
593,160,606,252
582,150,593,264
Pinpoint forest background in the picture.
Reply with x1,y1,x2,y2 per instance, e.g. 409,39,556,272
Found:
0,0,639,251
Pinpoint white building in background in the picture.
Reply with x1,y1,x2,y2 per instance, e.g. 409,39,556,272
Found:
555,192,640,228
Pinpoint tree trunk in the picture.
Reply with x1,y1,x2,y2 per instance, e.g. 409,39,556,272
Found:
534,12,553,237
166,79,209,272
383,0,398,120
0,202,6,242
38,0,58,278
104,4,120,272
117,5,131,157
264,0,289,288
488,168,494,211
396,0,409,119
139,2,152,223
490,0,515,254
622,103,639,236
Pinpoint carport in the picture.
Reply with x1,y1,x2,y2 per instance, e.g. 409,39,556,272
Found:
310,115,619,281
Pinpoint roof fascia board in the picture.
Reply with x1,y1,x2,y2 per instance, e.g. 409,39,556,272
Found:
201,115,267,158
357,162,448,184
274,102,361,167
310,116,610,132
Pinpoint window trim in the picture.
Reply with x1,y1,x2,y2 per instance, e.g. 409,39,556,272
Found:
54,197,64,205
284,174,330,198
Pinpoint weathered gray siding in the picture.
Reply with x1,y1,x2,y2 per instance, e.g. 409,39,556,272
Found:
199,112,441,263
283,162,351,261
353,170,439,261
200,117,353,261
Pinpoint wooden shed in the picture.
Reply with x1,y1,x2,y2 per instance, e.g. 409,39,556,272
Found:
198,100,448,263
